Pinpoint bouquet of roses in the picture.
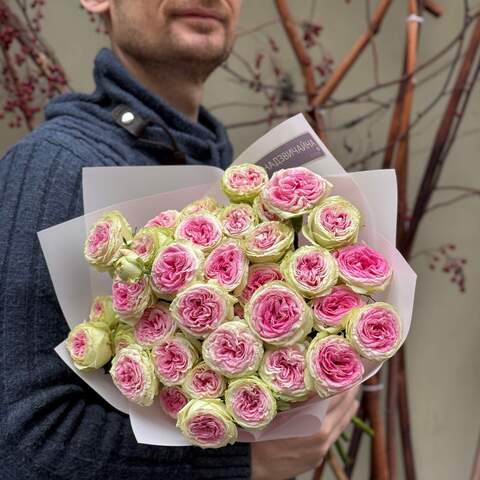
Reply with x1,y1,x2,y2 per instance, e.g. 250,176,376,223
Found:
39,114,416,448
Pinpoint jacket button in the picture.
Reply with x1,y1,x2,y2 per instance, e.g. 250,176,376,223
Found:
121,112,135,125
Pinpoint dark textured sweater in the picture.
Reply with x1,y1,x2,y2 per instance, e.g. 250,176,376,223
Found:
0,48,250,479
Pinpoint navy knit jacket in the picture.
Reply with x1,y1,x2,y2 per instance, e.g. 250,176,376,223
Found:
0,48,251,479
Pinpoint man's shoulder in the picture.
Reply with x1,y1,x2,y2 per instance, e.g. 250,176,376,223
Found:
1,120,105,170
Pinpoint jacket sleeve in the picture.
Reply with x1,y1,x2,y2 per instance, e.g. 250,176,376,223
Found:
0,139,251,480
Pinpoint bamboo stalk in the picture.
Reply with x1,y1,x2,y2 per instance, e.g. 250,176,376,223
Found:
398,348,417,480
274,0,317,101
402,15,480,257
345,406,367,477
470,433,480,480
311,0,393,108
424,0,444,17
364,375,389,480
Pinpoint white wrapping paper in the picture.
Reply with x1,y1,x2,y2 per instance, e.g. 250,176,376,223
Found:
38,114,416,446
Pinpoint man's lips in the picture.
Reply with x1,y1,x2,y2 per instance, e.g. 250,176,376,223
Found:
173,8,226,23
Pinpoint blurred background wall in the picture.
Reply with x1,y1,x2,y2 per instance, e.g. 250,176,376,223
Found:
1,1,478,479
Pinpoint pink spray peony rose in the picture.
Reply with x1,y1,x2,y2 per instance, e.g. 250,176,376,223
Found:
145,210,179,229
152,335,198,386
183,362,227,399
110,345,158,406
238,263,283,304
311,285,365,332
170,283,235,338
202,320,264,378
244,221,294,264
158,385,190,419
253,195,281,222
345,302,402,361
177,399,237,449
112,275,152,325
261,167,332,219
281,245,338,299
259,343,312,402
225,376,277,430
220,204,257,239
245,281,312,346
335,243,392,294
306,334,364,398
175,213,223,253
134,301,176,347
204,241,248,292
221,163,269,203
150,241,204,299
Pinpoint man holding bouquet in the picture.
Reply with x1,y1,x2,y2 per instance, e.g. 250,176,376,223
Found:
0,1,358,478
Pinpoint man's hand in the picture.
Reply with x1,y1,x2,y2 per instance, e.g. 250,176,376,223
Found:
251,388,359,480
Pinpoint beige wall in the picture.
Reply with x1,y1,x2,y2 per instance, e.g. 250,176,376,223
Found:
1,1,478,479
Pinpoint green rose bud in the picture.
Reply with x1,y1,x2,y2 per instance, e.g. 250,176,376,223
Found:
131,227,172,270
281,245,338,298
303,195,362,249
84,210,132,272
177,399,238,449
66,320,112,371
112,323,136,354
114,248,145,283
225,376,277,430
88,295,118,329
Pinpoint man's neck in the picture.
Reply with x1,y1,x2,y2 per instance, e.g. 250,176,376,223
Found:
114,47,204,121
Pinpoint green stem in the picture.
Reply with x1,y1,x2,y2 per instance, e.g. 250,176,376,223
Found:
352,415,375,438
334,440,350,467
341,431,350,442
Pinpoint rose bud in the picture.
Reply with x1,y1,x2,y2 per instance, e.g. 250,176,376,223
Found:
131,227,172,270
66,320,112,371
114,248,145,283
133,302,176,348
112,323,136,353
306,334,364,398
259,343,312,402
244,221,294,264
253,195,281,222
261,167,332,219
225,376,277,430
311,285,365,333
170,282,235,338
221,163,269,203
345,302,402,361
110,344,159,406
112,275,153,325
158,385,190,419
245,281,313,346
84,210,132,272
150,241,204,300
204,240,249,293
176,399,238,449
202,320,264,378
175,213,223,253
145,209,180,230
182,362,227,399
181,197,220,218
335,243,393,294
303,195,362,249
88,295,118,329
281,245,338,299
220,203,258,239
152,334,199,386
238,263,284,304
